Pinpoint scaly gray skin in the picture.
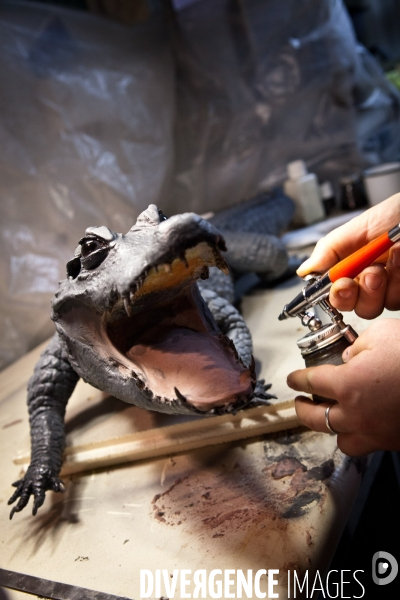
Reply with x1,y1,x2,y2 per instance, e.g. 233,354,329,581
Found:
209,189,293,280
9,204,283,519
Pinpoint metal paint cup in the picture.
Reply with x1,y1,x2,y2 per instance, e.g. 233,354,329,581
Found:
363,162,400,206
297,322,354,403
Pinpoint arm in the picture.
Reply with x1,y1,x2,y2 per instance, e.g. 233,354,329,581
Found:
8,334,79,518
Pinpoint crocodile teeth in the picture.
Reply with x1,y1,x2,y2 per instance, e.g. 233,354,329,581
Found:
214,252,229,275
130,291,135,302
143,386,154,399
123,297,131,317
174,387,187,402
137,273,146,289
199,265,209,280
163,263,172,273
220,263,230,275
179,255,189,268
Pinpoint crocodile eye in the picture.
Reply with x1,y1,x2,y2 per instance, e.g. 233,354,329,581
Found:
81,239,103,257
79,237,109,270
158,209,168,221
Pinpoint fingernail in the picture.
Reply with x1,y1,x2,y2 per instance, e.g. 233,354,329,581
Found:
342,348,350,362
337,289,354,299
296,259,312,275
365,273,383,291
391,248,400,267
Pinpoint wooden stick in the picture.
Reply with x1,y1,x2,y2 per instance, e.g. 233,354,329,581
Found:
14,400,301,476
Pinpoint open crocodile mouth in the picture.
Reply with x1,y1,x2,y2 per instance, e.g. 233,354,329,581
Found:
105,240,256,412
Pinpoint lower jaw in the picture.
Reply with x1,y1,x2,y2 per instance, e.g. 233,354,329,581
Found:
125,327,254,411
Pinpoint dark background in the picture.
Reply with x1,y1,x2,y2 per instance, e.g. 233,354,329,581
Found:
321,451,400,598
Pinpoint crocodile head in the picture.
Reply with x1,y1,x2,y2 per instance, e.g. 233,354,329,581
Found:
52,205,256,415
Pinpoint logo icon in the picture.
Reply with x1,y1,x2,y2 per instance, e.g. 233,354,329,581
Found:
372,551,398,586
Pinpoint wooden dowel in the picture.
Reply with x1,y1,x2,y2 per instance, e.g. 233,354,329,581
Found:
14,399,301,476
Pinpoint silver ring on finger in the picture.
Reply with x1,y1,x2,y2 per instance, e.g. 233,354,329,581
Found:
325,404,339,435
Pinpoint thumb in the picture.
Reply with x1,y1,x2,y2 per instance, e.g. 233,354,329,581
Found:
342,335,366,362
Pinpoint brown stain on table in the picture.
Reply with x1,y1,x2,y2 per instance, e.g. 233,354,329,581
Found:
151,439,336,542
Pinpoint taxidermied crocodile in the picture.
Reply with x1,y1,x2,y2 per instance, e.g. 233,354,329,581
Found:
8,197,293,519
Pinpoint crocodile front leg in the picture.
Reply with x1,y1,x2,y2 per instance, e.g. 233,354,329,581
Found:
8,334,79,518
199,288,253,367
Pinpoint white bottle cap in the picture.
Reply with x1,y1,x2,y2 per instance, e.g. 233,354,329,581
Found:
320,181,334,199
287,159,307,180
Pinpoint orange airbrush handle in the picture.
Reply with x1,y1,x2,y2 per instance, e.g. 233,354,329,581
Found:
329,231,395,282
279,224,400,321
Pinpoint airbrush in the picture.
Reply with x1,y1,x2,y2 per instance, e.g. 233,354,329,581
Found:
278,224,400,398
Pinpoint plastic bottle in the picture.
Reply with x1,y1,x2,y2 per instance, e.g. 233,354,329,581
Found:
320,180,336,215
283,160,325,225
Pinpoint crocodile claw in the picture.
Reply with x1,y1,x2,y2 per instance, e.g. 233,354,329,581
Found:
250,380,275,405
8,465,65,519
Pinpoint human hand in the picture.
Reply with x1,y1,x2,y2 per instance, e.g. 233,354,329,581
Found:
297,194,400,319
287,319,400,456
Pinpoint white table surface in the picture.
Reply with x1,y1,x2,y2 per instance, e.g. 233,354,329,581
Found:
0,275,389,600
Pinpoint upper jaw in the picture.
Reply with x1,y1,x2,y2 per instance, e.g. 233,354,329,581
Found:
114,214,229,316
116,240,228,318
52,212,228,317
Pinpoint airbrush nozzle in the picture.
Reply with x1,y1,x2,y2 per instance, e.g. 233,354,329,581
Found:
277,274,331,321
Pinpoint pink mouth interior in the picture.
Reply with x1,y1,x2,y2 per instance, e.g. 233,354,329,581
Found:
107,285,254,411
126,326,253,410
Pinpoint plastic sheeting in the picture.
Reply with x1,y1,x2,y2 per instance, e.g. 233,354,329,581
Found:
1,0,400,369
0,2,175,367
171,0,365,212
